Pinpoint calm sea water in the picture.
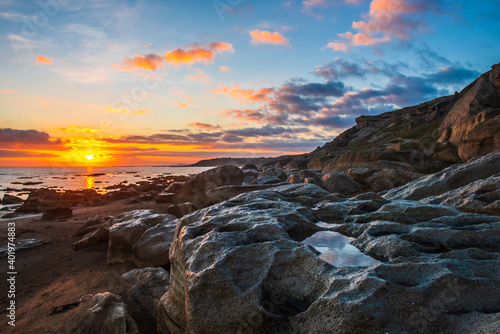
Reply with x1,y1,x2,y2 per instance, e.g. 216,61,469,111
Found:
0,166,212,202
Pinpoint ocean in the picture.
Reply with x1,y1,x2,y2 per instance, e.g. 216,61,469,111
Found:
0,166,213,204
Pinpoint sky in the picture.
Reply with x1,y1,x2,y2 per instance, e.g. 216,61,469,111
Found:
0,0,499,167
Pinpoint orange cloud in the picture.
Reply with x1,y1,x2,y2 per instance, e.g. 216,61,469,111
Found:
220,66,230,73
187,122,221,130
249,30,290,45
106,107,150,114
212,84,275,103
176,102,188,108
36,55,52,64
115,54,164,71
54,126,100,133
164,42,234,64
1,89,17,94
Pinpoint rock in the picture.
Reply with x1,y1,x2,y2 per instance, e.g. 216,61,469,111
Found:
299,169,322,184
72,215,114,237
439,63,500,143
242,164,259,170
286,174,302,184
385,150,500,200
258,167,288,182
72,226,110,251
156,192,175,204
41,207,72,220
1,194,23,204
321,173,362,195
157,183,500,334
107,210,177,266
133,219,178,268
164,182,184,194
158,184,323,334
0,239,47,258
66,292,139,334
166,202,196,218
251,175,284,185
457,109,500,161
421,174,500,215
174,165,244,209
120,268,170,333
206,183,289,204
242,169,260,183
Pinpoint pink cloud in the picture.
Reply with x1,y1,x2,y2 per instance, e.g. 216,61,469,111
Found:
249,30,290,45
220,66,230,73
327,0,430,51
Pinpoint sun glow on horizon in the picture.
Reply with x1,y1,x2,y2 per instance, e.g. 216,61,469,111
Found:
86,154,95,160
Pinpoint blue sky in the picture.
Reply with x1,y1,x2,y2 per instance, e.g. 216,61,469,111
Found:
0,0,499,166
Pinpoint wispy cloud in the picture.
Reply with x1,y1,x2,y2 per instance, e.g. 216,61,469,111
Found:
54,126,100,133
106,107,150,114
187,122,221,130
1,89,17,94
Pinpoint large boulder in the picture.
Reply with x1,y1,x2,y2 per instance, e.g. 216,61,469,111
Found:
321,173,362,195
173,165,244,209
157,183,500,334
384,150,500,200
107,210,178,267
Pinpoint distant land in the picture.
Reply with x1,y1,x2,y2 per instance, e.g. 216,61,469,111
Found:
188,156,284,167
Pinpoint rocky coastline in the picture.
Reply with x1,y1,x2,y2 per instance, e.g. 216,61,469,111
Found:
1,64,499,334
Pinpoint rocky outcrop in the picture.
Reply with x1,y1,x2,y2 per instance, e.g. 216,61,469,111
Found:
256,62,500,186
173,165,244,209
421,174,500,216
384,150,500,200
157,183,500,334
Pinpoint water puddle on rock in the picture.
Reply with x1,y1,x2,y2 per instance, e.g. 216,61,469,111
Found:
303,231,379,267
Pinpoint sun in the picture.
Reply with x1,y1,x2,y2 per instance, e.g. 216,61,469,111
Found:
86,154,95,160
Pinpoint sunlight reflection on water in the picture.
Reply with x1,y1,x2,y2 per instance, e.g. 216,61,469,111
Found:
303,231,379,267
